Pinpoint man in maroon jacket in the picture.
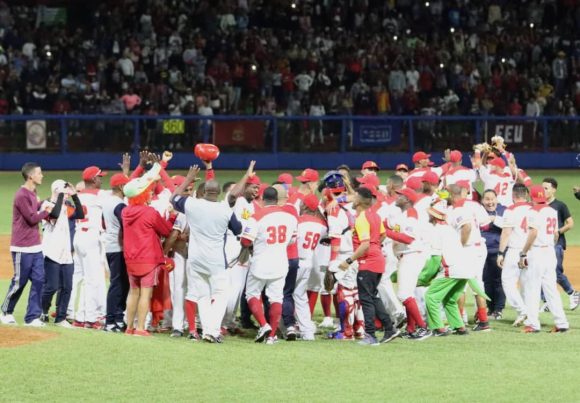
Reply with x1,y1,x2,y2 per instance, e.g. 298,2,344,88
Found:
1,163,54,326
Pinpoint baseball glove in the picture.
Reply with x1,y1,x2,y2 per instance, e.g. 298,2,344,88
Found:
237,247,251,265
323,270,337,292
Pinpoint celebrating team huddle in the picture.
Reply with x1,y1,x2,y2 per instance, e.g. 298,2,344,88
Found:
1,136,577,345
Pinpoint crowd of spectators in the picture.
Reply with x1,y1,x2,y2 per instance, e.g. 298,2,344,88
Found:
1,0,580,126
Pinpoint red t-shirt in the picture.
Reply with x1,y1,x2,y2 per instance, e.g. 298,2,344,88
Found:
352,209,386,273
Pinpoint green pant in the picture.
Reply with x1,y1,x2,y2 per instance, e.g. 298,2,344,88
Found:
425,278,468,330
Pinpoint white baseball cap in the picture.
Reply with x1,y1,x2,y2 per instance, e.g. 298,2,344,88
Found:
51,179,67,194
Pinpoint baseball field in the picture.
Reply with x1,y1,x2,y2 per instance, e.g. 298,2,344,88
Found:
1,169,579,403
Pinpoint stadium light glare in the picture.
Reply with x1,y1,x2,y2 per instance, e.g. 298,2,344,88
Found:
425,1,430,6
291,2,296,9
439,63,444,69
530,22,534,28
393,35,398,41
450,27,455,33
501,58,506,63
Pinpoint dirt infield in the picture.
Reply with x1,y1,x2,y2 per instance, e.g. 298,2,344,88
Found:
0,326,59,348
0,234,579,287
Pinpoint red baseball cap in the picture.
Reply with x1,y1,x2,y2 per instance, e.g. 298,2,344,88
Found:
247,175,261,185
395,163,409,172
456,180,471,190
356,174,380,188
412,151,432,164
449,150,462,163
303,194,320,210
296,168,319,183
172,175,186,187
395,187,418,203
110,173,130,188
82,166,108,181
360,184,379,197
362,160,380,170
530,185,547,203
277,173,293,185
489,158,506,169
422,171,440,185
406,176,423,191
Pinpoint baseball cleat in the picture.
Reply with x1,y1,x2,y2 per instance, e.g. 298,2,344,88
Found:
490,311,503,320
380,329,401,343
24,319,46,328
523,326,540,333
133,329,152,337
539,303,550,313
72,320,85,328
203,334,222,343
40,314,49,323
103,324,122,333
187,332,201,341
170,329,183,338
286,326,297,341
512,314,527,327
125,328,135,335
473,322,491,332
394,312,407,329
301,333,315,341
327,331,353,340
319,317,335,328
452,327,468,336
55,320,74,329
569,291,580,311
433,328,452,337
84,321,103,330
0,313,17,325
408,327,432,341
357,334,380,346
550,326,569,333
265,336,278,345
254,324,272,343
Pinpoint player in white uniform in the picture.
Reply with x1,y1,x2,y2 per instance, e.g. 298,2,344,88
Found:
375,178,405,326
172,172,243,343
444,150,477,196
241,187,298,345
71,166,108,329
222,161,261,331
475,157,515,207
497,184,531,326
447,183,491,331
293,194,327,341
519,186,569,333
386,188,431,339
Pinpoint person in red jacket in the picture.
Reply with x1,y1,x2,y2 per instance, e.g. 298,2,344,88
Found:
122,163,175,337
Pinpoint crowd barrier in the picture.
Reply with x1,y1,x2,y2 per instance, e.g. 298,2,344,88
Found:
0,114,578,170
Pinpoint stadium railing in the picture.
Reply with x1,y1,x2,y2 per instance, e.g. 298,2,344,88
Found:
0,114,578,170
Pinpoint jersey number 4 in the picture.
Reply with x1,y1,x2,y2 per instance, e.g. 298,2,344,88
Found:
302,232,321,250
266,225,287,244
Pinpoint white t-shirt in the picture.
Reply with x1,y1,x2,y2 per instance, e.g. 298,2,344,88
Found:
501,202,532,249
242,206,298,279
181,197,238,275
528,205,558,248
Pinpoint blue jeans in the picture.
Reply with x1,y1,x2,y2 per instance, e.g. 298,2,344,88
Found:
555,245,574,295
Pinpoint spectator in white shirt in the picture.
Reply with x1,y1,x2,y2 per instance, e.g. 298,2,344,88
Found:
309,97,326,145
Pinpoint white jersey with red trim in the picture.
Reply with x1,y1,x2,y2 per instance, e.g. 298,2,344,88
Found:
528,205,558,247
444,166,477,191
297,215,327,268
501,202,532,249
478,166,515,206
150,188,173,218
242,206,298,279
389,208,427,255
447,200,491,246
376,199,402,252
406,166,444,183
430,222,472,278
413,194,436,226
327,204,354,255
75,189,107,232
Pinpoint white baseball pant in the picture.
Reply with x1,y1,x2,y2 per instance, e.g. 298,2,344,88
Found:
246,272,285,303
168,252,186,331
377,247,405,317
222,262,248,329
501,248,527,316
396,251,428,302
72,230,106,323
465,244,487,295
293,259,316,336
189,267,228,338
522,247,569,330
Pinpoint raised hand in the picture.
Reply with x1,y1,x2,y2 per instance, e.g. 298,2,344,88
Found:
186,165,200,182
119,153,131,176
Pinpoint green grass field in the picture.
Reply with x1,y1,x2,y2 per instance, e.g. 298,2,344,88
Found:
1,169,579,402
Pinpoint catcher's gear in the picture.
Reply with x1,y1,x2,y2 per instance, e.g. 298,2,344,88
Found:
322,170,346,194
324,270,337,292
